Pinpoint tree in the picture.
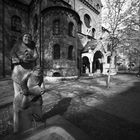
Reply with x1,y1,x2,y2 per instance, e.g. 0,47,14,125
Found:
102,0,129,88
120,0,140,72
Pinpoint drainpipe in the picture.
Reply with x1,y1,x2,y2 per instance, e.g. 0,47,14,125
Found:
76,33,78,76
39,0,42,67
74,0,75,10
138,5,140,73
2,0,5,78
89,60,93,75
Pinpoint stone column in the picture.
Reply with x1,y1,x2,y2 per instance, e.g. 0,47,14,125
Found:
89,60,93,76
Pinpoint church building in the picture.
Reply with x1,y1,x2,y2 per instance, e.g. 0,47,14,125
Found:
0,0,117,79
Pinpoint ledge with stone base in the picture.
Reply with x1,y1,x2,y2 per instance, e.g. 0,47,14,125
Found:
4,115,92,140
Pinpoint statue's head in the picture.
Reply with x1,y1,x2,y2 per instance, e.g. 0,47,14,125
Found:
22,33,32,45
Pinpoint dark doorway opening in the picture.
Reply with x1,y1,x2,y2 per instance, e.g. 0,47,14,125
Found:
82,56,90,74
93,51,103,73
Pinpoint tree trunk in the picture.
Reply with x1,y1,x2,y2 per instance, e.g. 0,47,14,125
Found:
107,56,112,88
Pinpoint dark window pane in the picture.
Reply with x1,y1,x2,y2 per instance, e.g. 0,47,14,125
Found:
107,44,111,51
107,56,111,63
53,44,60,59
92,28,95,38
11,15,22,32
68,45,73,60
68,22,74,36
84,14,91,28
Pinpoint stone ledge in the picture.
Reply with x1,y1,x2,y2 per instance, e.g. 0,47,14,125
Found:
44,76,78,83
4,115,92,140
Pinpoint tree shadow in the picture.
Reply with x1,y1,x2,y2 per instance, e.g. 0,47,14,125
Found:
62,80,140,140
42,97,72,121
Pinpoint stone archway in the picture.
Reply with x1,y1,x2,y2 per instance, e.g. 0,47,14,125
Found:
93,51,103,73
82,56,90,74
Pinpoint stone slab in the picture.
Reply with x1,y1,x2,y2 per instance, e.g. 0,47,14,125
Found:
3,115,92,140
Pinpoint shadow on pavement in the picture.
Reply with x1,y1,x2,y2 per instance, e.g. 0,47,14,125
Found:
42,97,72,120
62,80,140,140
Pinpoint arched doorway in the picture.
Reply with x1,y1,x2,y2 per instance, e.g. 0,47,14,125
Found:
93,51,103,73
82,56,90,74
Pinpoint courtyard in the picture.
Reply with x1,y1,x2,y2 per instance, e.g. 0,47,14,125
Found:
0,73,140,139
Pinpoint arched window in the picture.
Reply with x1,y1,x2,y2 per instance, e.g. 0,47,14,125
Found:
33,14,38,32
68,22,74,36
84,14,91,28
53,44,60,59
107,56,111,63
68,45,73,60
92,28,95,38
53,19,60,35
11,15,22,32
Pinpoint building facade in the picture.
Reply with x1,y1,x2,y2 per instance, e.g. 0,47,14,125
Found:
0,0,116,78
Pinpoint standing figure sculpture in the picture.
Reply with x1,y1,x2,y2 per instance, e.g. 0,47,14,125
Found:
10,33,39,133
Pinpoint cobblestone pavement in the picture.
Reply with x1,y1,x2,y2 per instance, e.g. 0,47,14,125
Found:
0,74,140,139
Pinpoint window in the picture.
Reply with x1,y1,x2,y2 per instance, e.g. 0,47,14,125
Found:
107,56,111,63
96,3,100,10
107,44,111,51
84,14,91,28
68,22,74,36
11,36,17,49
53,19,60,35
33,14,38,33
68,45,73,60
78,22,82,33
53,72,61,77
11,15,22,32
53,44,60,59
92,28,95,38
114,56,117,65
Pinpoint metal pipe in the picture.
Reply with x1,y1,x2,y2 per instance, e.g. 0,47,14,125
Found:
39,0,42,67
2,0,5,77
